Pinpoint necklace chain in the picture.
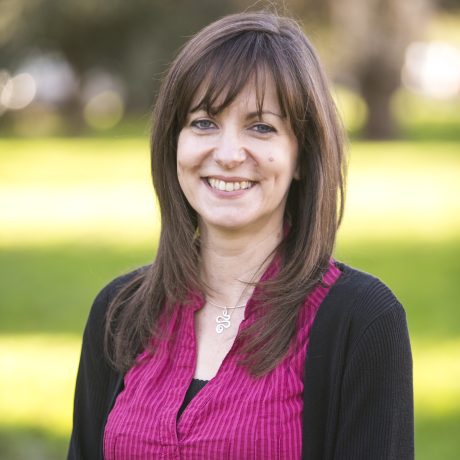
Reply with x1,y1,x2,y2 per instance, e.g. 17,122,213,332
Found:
207,300,246,310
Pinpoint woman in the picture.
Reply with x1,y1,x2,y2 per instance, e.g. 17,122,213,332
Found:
68,11,413,460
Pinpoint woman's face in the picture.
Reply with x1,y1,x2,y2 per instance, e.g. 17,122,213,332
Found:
177,75,298,234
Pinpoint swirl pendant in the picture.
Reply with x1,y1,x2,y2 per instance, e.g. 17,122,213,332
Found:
216,308,231,333
208,299,246,334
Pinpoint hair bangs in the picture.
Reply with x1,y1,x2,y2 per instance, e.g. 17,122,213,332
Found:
267,39,306,133
188,32,282,120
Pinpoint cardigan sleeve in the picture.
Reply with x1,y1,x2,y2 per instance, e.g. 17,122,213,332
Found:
333,301,414,459
67,281,123,460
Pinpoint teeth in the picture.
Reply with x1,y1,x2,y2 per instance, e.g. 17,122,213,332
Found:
207,178,253,192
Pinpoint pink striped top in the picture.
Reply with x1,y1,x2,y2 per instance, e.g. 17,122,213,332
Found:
104,260,342,460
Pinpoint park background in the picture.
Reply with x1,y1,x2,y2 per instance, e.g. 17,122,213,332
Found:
0,0,459,458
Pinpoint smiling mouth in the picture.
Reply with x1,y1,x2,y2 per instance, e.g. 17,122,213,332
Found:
206,177,255,192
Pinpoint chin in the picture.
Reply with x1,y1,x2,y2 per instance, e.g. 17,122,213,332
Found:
210,220,250,231
202,213,255,231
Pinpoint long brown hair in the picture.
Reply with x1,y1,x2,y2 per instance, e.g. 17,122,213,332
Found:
105,11,346,377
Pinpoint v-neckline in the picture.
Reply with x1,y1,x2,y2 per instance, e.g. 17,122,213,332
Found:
176,304,249,430
176,255,282,429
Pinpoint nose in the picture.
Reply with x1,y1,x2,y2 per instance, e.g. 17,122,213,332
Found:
213,132,247,169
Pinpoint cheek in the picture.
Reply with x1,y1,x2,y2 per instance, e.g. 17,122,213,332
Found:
176,156,186,185
264,153,298,184
176,146,187,171
176,166,194,201
177,136,207,171
176,156,191,194
176,151,195,180
264,137,298,176
176,131,194,166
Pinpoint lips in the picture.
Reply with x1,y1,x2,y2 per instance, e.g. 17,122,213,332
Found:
206,177,255,192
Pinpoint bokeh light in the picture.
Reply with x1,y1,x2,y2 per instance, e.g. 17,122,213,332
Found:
82,69,125,130
0,72,36,110
18,52,78,105
83,90,124,130
403,41,460,99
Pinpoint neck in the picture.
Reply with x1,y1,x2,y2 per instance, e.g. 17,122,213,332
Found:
199,220,284,306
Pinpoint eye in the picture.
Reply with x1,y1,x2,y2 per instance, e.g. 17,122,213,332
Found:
251,123,276,134
191,119,216,130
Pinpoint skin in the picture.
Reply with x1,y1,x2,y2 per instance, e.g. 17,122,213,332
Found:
176,75,299,379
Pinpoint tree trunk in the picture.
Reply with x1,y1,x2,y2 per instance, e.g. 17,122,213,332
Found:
325,0,433,139
359,58,400,139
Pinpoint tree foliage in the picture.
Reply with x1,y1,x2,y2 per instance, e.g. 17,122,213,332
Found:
0,0,440,138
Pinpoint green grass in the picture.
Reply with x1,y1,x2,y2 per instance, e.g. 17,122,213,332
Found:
0,244,153,334
1,138,460,459
0,425,68,460
415,411,460,460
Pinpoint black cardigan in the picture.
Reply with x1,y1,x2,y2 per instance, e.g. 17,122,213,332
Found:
67,262,414,459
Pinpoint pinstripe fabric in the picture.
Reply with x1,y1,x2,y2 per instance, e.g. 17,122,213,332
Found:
103,261,341,460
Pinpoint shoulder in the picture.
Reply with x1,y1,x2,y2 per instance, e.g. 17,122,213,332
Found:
311,261,407,351
84,264,150,333
335,261,404,322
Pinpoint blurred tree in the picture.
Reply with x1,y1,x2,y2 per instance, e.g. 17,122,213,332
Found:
439,0,460,8
299,0,434,139
0,0,235,128
0,0,443,138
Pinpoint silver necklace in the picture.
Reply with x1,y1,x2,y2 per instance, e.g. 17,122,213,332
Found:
207,299,246,334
